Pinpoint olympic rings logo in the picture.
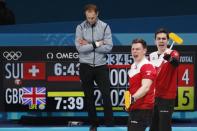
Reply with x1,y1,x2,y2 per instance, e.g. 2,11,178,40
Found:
3,51,22,60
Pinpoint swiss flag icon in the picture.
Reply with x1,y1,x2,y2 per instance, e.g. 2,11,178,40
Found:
23,62,46,80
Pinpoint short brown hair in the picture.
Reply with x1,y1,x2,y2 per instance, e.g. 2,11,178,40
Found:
84,4,98,13
131,38,147,49
155,28,169,39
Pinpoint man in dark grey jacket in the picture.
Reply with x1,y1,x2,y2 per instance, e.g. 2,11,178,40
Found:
75,4,113,131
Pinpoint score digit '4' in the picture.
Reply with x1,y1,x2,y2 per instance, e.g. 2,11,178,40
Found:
178,64,194,86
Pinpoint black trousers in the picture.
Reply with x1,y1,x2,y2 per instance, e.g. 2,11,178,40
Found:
149,97,175,131
79,63,113,126
128,109,152,131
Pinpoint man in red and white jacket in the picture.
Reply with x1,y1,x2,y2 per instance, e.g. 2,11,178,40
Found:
127,38,156,131
149,28,180,131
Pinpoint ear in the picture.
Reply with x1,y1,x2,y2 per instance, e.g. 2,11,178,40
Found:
144,48,147,54
96,12,99,17
154,39,157,46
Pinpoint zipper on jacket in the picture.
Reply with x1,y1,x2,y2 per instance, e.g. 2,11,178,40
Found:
92,25,95,67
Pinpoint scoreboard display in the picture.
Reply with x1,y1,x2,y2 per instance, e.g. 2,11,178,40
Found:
175,52,195,110
0,46,195,112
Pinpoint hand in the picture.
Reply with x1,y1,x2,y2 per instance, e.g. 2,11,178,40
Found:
163,49,172,61
95,40,104,47
164,49,172,55
78,38,88,45
131,96,136,105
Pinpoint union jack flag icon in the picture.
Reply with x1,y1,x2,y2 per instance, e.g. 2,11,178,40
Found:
22,87,46,106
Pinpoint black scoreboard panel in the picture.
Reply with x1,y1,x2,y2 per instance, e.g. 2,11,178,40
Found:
0,46,195,112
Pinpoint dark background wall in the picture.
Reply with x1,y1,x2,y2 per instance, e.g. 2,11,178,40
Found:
6,0,197,24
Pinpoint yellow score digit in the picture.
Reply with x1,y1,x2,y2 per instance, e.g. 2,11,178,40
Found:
175,87,194,110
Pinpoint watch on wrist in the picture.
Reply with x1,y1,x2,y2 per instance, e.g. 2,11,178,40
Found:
163,53,171,61
92,42,97,49
131,96,136,105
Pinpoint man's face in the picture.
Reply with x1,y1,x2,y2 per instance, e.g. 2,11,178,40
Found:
155,33,168,53
85,10,98,25
131,43,146,63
